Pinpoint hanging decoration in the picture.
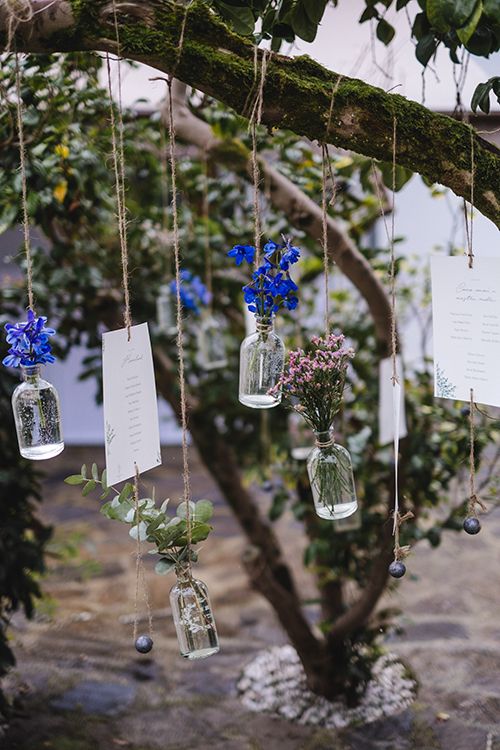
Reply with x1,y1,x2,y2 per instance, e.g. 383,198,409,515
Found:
2,54,64,460
271,333,357,521
197,156,228,371
228,238,300,408
165,73,220,658
463,390,486,535
64,466,219,659
371,117,413,579
103,6,158,653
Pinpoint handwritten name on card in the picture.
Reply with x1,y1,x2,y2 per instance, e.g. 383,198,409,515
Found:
103,323,162,485
431,256,500,407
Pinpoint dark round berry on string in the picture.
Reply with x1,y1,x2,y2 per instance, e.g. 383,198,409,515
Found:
460,406,471,417
135,635,153,654
389,561,406,579
261,480,273,492
463,517,481,535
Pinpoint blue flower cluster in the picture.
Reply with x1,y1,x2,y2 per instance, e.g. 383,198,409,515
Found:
228,238,300,318
170,270,211,316
3,310,57,368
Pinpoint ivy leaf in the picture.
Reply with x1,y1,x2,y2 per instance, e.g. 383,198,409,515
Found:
416,33,438,66
456,0,483,45
214,1,255,35
360,6,379,22
427,0,478,33
396,0,411,8
378,161,414,191
376,18,396,44
302,0,329,26
82,480,97,496
155,558,175,575
64,474,85,485
471,77,500,113
285,3,318,42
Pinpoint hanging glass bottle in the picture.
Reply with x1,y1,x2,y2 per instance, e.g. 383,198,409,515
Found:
197,313,228,372
12,365,64,460
239,316,285,409
170,565,219,660
156,283,177,336
307,427,357,521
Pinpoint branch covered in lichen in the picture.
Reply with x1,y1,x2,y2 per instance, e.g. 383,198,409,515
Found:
2,0,499,226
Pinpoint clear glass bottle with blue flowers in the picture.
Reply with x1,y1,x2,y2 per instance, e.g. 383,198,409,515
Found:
3,311,64,460
228,239,300,409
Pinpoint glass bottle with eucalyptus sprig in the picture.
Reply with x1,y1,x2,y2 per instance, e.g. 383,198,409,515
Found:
273,333,357,520
65,466,219,659
3,310,64,460
227,239,300,409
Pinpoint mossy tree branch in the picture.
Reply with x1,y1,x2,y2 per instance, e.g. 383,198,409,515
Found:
2,0,499,227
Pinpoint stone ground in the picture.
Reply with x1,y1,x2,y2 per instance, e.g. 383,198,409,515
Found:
2,446,500,750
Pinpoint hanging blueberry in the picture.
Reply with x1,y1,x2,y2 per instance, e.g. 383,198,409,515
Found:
389,560,406,579
135,635,154,654
463,517,481,535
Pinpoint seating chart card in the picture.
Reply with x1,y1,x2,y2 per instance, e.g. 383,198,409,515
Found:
431,256,500,407
103,323,162,485
378,355,407,446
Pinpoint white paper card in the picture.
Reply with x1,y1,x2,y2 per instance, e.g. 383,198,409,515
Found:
431,256,500,407
103,323,162,485
378,355,407,445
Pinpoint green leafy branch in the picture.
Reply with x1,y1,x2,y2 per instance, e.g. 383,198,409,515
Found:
64,464,214,575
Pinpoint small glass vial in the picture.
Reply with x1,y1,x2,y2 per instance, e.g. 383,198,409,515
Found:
170,567,219,660
12,365,64,460
307,428,357,521
198,314,228,371
156,284,177,336
239,316,284,409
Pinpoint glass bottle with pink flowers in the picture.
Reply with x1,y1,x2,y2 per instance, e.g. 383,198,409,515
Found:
274,333,357,520
227,239,300,409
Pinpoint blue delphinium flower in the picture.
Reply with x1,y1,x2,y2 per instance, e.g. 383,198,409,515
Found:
170,270,211,316
3,309,57,368
227,236,300,319
227,244,255,266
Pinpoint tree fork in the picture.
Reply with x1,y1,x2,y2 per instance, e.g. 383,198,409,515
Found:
2,0,499,226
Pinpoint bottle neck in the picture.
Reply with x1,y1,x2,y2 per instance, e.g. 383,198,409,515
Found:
314,428,334,449
175,562,192,583
255,316,273,334
21,364,41,384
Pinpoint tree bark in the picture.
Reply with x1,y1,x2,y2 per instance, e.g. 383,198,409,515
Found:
2,0,499,226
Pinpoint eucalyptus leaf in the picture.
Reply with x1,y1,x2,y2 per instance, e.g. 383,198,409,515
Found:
176,500,196,519
91,463,99,481
64,474,85,485
155,558,175,575
129,522,148,542
81,464,87,480
194,499,214,523
82,480,97,496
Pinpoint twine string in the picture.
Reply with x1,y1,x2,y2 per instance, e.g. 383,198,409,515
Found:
202,153,212,304
321,143,330,333
466,389,486,517
132,465,153,642
465,125,475,269
249,48,269,266
13,52,34,311
166,77,193,564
